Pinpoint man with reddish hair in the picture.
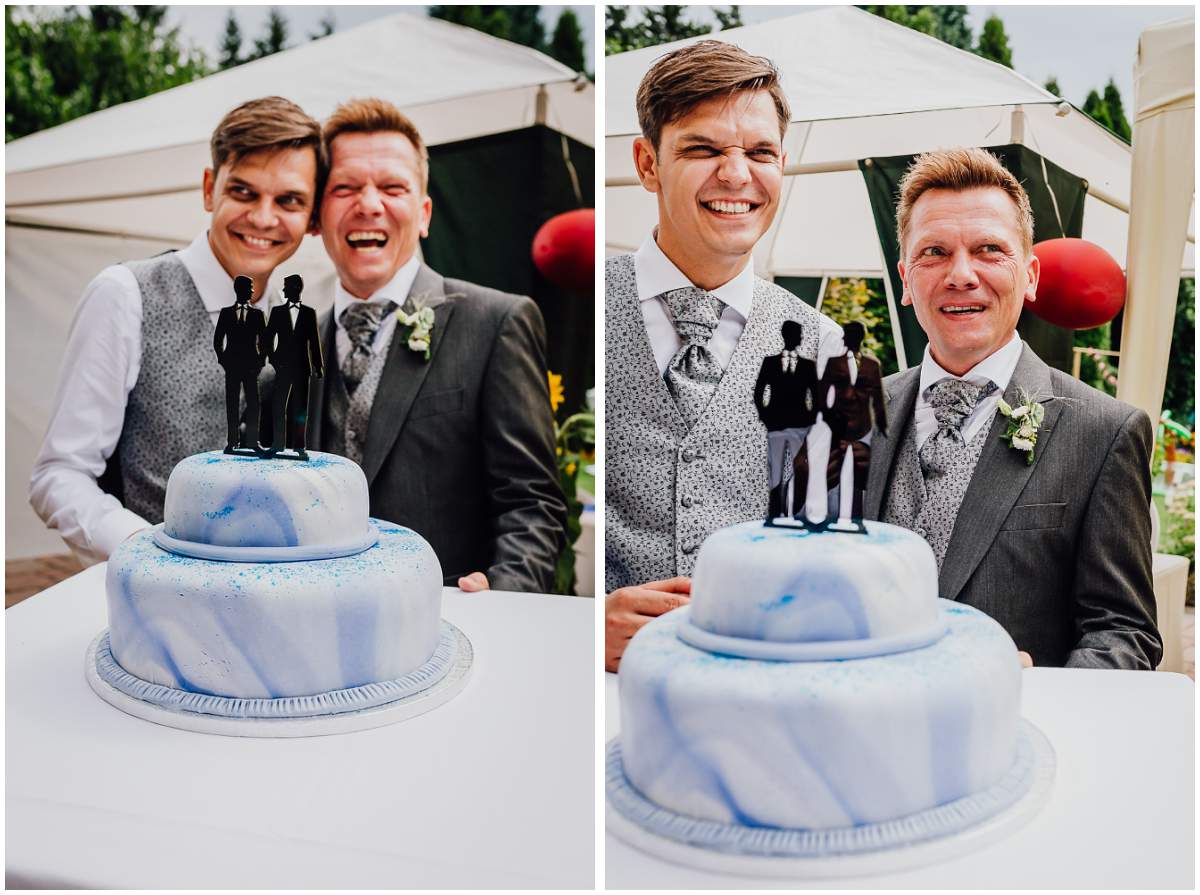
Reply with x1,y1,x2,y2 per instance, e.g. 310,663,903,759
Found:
32,96,323,564
867,147,1160,669
308,97,565,594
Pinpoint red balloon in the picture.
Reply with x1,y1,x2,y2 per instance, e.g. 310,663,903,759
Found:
532,208,594,294
1026,238,1126,330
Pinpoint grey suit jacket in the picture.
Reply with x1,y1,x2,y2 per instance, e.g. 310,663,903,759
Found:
866,344,1162,669
309,264,566,594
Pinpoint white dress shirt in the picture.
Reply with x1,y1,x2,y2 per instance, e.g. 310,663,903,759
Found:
29,232,276,566
633,232,843,376
332,255,421,364
914,332,1023,449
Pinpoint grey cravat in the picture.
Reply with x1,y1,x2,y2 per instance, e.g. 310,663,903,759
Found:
339,300,396,393
916,378,997,568
662,287,724,428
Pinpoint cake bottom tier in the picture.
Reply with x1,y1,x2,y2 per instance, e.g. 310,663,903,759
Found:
105,520,443,700
618,601,1022,831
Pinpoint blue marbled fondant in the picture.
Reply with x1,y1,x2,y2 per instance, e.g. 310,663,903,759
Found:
618,601,1021,831
688,520,940,645
106,520,442,700
162,451,370,551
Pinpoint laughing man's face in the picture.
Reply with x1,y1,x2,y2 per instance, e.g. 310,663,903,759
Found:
319,131,432,299
203,147,317,291
634,89,785,289
898,187,1039,376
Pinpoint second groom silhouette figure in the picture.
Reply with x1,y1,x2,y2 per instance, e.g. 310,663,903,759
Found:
266,274,323,458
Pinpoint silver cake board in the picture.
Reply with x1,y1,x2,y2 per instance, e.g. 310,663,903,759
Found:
606,720,1056,880
85,623,473,738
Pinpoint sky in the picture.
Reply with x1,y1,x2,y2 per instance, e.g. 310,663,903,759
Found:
646,5,1192,110
166,5,596,72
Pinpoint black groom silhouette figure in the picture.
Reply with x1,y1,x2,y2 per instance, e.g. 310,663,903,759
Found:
266,274,323,458
753,320,820,520
213,275,266,453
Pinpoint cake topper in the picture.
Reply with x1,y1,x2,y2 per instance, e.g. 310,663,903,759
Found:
213,276,267,457
266,274,324,461
760,320,887,533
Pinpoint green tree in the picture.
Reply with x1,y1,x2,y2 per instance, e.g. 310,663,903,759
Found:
1082,88,1114,133
431,6,546,52
550,9,585,72
309,10,335,41
639,6,711,47
820,278,897,373
714,5,743,31
1043,76,1061,97
6,5,209,142
976,14,1013,67
218,10,243,69
1163,278,1195,424
605,5,742,54
1102,78,1132,141
249,7,289,60
932,6,972,50
860,7,974,50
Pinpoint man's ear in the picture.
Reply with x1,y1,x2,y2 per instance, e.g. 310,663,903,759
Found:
897,259,913,306
632,137,660,193
202,168,215,213
1024,252,1040,304
419,194,433,239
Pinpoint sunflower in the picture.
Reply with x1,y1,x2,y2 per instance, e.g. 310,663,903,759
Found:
547,370,565,412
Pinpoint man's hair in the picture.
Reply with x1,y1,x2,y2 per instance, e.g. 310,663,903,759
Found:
323,97,430,191
896,148,1035,256
636,40,791,150
210,96,324,174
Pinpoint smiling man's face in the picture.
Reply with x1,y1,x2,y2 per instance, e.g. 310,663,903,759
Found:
203,147,317,290
899,187,1039,376
633,89,785,290
319,130,432,299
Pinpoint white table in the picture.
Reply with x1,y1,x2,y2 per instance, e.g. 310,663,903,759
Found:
605,668,1195,888
6,566,595,889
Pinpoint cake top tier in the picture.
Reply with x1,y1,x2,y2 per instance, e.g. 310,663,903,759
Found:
161,451,373,557
682,520,943,660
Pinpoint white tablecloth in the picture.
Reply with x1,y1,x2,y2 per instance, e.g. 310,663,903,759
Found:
6,566,595,889
605,668,1195,888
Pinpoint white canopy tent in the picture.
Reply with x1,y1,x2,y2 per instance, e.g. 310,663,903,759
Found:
1117,16,1195,430
5,12,594,558
605,6,1194,348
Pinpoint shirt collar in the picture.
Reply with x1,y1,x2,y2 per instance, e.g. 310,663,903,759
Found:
919,331,1023,397
333,254,421,325
633,230,754,321
179,232,241,315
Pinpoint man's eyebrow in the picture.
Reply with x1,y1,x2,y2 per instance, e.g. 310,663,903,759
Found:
675,133,718,145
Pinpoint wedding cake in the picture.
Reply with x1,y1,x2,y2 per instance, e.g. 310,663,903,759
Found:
87,450,471,736
607,519,1052,872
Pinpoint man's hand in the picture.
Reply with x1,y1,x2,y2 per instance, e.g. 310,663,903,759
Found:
606,577,692,673
458,572,490,592
1018,650,1033,669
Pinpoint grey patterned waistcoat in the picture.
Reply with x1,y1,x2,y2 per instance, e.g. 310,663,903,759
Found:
881,415,996,570
605,253,824,592
323,330,392,466
110,253,226,524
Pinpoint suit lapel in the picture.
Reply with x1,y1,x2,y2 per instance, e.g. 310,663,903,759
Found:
865,367,921,519
939,345,1064,601
361,264,455,485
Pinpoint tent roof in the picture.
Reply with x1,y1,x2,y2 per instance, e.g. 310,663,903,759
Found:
6,11,593,227
606,6,1059,135
605,6,1193,277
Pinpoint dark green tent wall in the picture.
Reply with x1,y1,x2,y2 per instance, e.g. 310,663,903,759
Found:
859,144,1087,372
423,125,595,413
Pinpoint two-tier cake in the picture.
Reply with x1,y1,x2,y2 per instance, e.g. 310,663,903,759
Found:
86,450,471,736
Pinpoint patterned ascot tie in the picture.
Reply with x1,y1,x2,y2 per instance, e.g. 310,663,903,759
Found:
662,287,725,428
918,378,998,477
339,300,397,393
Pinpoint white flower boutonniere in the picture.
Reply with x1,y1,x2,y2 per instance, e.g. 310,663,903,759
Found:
395,300,436,361
996,390,1046,465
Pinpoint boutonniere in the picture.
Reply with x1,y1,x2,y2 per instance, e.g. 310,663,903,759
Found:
996,390,1046,465
394,295,437,361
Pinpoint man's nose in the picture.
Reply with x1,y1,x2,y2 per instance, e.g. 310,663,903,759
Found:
716,149,752,187
248,198,277,230
946,248,979,289
356,184,384,215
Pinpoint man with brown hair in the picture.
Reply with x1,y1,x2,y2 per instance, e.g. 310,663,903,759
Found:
604,40,843,669
306,97,565,594
31,96,323,564
865,147,1161,669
